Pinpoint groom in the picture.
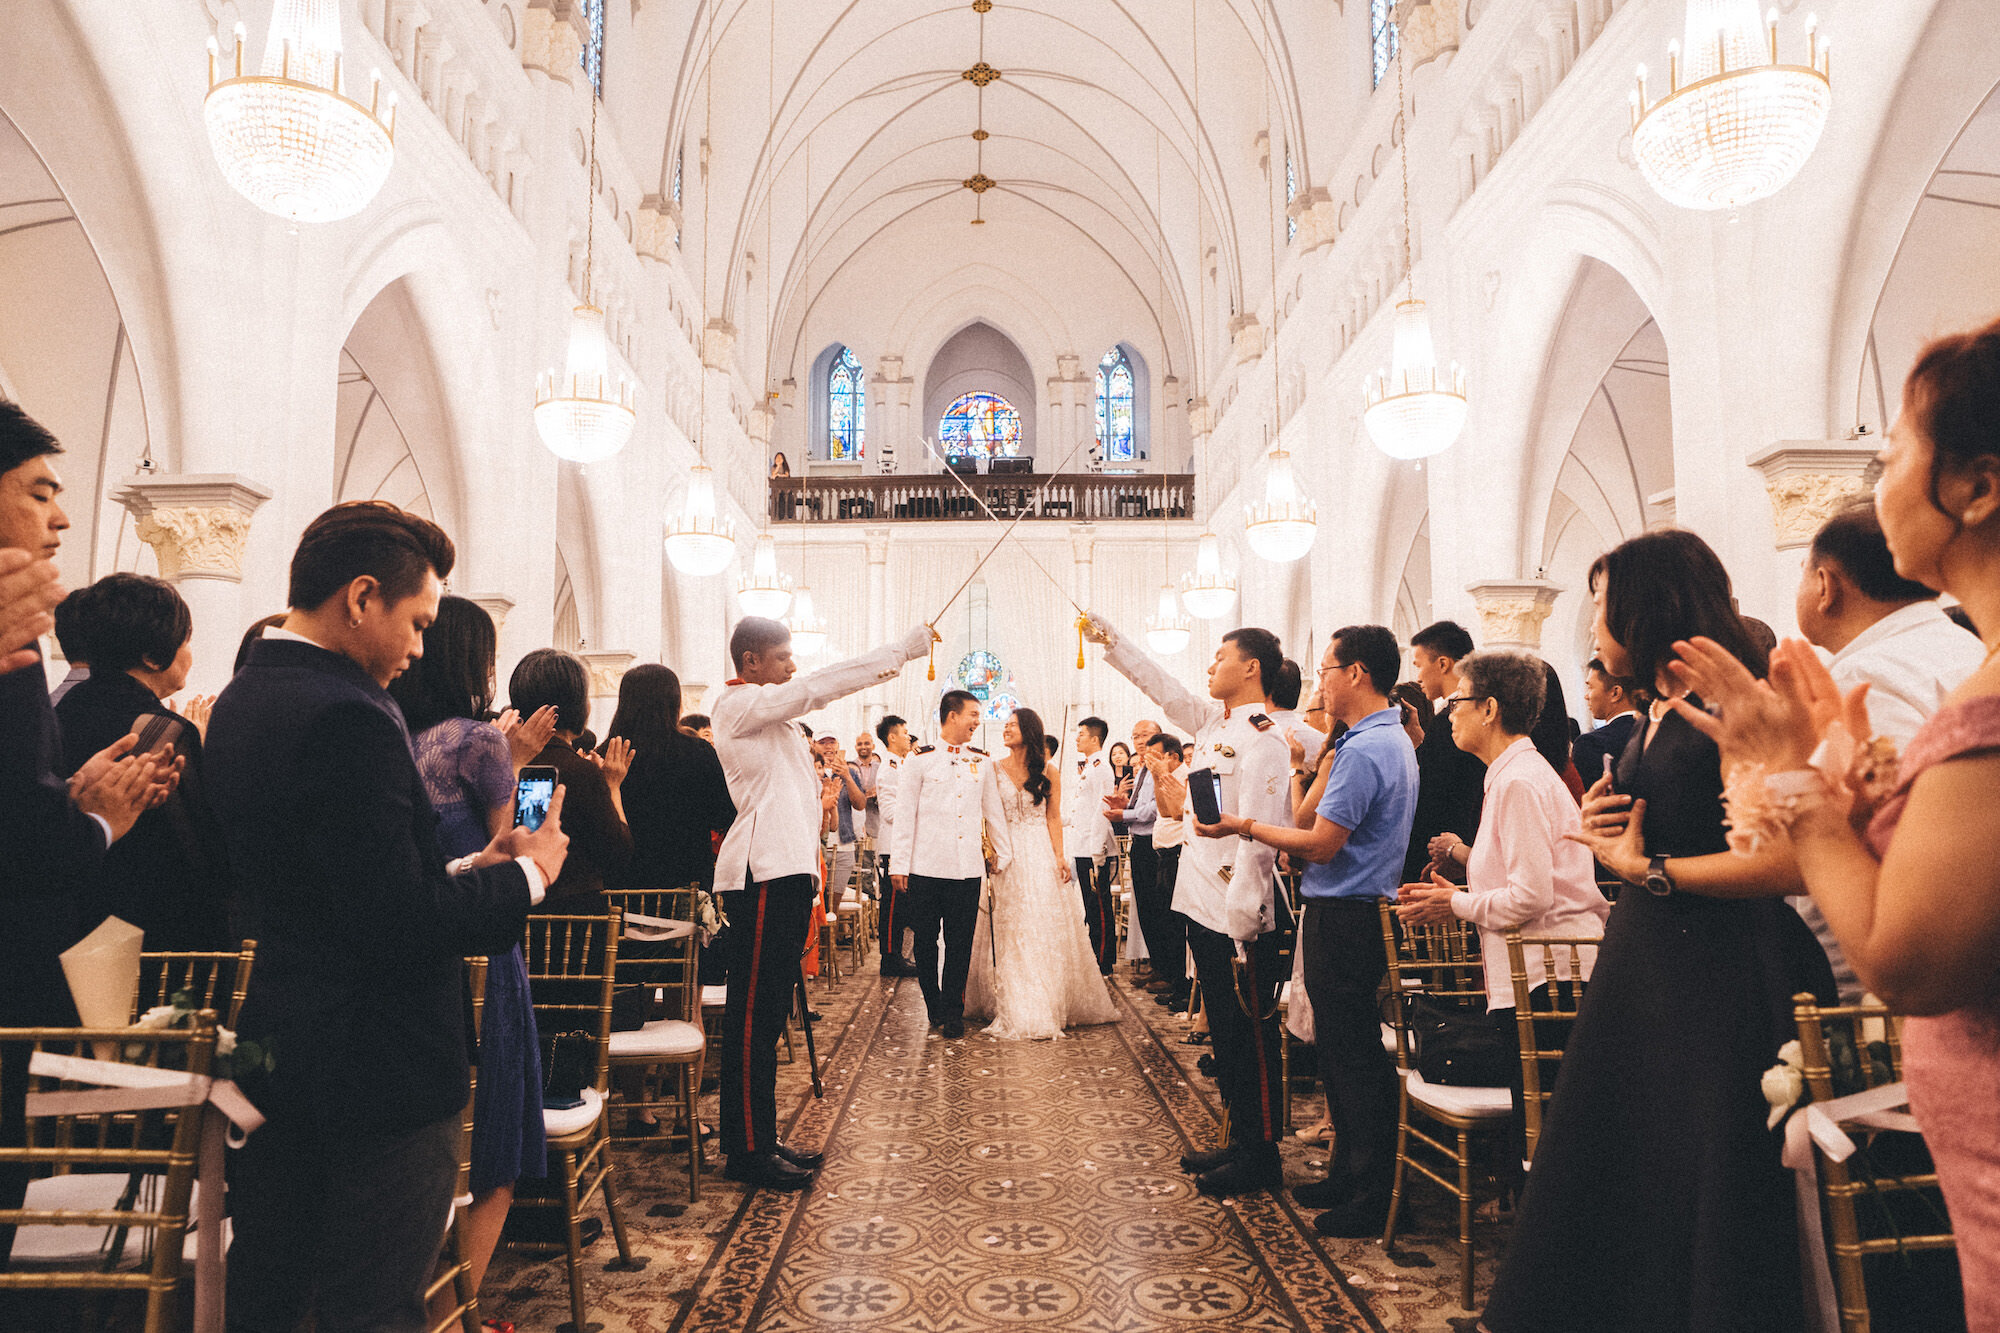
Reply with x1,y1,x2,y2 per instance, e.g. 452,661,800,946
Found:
887,689,1014,1039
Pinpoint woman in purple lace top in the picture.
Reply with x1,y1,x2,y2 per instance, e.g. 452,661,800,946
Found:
390,596,557,1311
1674,319,2000,1332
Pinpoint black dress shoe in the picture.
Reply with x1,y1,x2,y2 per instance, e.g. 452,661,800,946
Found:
774,1141,825,1171
942,1019,965,1040
723,1151,814,1191
1196,1149,1282,1197
880,957,919,977
1312,1193,1392,1238
1291,1176,1357,1210
1179,1143,1241,1174
1181,1031,1210,1045
1195,1053,1216,1078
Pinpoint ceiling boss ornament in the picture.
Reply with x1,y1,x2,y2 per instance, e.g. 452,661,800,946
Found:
961,62,1002,87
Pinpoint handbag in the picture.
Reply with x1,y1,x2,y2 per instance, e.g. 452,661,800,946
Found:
1400,994,1513,1087
542,1030,595,1110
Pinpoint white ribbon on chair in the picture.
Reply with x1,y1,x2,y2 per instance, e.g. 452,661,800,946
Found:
1781,1080,1923,1333
25,1051,265,1333
622,912,697,943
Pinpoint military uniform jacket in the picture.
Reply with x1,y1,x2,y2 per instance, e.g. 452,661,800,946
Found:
886,743,1015,881
1064,749,1116,859
1101,620,1291,942
713,626,930,890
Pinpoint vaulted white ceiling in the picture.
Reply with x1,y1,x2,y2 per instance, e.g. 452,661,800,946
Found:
599,0,1368,392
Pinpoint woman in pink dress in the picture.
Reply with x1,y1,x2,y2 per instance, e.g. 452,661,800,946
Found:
1672,318,2000,1331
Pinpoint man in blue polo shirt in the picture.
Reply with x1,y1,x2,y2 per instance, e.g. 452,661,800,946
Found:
1210,624,1417,1236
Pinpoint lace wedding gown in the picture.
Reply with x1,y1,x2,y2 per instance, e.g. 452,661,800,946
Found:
964,769,1119,1039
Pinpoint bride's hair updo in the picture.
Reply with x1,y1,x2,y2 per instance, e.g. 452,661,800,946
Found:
1012,708,1054,807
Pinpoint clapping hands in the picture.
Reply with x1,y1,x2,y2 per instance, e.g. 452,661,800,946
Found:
0,548,62,674
591,735,634,788
496,705,559,771
70,733,182,843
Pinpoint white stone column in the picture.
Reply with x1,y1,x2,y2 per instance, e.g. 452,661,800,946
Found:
580,649,636,736
864,525,890,725
465,593,515,636
113,474,272,695
1465,579,1563,652
1070,523,1096,712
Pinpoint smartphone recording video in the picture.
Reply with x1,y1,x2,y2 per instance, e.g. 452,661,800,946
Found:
514,765,558,831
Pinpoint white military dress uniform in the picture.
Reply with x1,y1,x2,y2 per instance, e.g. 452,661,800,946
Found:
1063,746,1119,971
888,743,1015,1026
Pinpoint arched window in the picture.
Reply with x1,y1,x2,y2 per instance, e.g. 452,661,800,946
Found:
581,0,605,95
827,346,865,461
1095,347,1136,462
1371,0,1399,89
940,391,1022,458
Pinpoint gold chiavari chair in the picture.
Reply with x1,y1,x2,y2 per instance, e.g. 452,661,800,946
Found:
424,957,488,1333
134,940,258,1028
605,888,708,1200
1503,929,1599,1165
1377,900,1511,1310
0,1012,219,1333
1791,993,1957,1333
512,909,642,1333
1273,866,1305,1133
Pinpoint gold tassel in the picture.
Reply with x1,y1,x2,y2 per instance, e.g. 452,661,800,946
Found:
1075,615,1088,669
928,638,936,681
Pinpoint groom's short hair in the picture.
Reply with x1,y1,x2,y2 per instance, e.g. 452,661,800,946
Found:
939,690,979,725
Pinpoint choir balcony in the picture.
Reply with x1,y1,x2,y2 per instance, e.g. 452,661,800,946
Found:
768,470,1193,523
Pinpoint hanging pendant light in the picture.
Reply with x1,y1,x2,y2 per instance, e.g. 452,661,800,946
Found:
664,464,737,575
736,530,793,618
1245,445,1318,563
1631,1,1831,211
1145,583,1192,655
204,0,396,223
1363,300,1468,460
1181,531,1238,620
535,305,637,462
786,585,828,658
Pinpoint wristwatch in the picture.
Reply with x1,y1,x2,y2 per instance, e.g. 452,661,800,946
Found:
1643,853,1676,897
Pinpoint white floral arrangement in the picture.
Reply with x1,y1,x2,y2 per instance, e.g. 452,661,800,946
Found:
1762,1039,1805,1130
696,888,729,946
132,990,272,1082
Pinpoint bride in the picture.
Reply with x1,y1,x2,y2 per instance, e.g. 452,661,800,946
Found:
965,707,1119,1039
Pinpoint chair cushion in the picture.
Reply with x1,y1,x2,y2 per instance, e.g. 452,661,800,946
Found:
700,984,728,1010
837,901,862,917
542,1086,604,1138
13,1174,151,1266
608,1018,705,1059
1404,1070,1512,1119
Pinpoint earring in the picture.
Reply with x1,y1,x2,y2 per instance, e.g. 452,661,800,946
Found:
349,616,362,628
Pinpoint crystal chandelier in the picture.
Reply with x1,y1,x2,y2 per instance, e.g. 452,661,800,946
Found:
204,0,396,223
664,464,738,576
1245,445,1318,563
737,530,794,619
535,305,637,462
1631,1,1831,211
786,585,828,658
1363,300,1468,460
1181,531,1238,620
1145,583,1192,655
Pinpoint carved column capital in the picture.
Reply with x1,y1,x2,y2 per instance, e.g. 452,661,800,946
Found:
864,526,892,564
631,196,680,262
1229,315,1265,365
1466,579,1563,652
1289,187,1338,252
113,474,272,583
465,594,515,632
1746,440,1878,550
580,649,637,699
1069,523,1097,564
519,4,584,83
701,319,737,371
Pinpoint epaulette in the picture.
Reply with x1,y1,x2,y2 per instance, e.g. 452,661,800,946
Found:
913,744,936,755
1249,713,1275,731
964,745,989,756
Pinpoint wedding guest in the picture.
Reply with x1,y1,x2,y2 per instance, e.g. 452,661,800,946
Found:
1141,733,1191,1011
1268,657,1328,755
387,594,553,1310
873,713,918,974
818,733,861,901
770,452,791,478
1481,529,1835,1333
1672,322,2000,1329
1122,727,1164,989
608,664,734,895
1391,681,1431,749
48,577,95,704
1399,650,1609,1200
1529,659,1579,793
206,501,568,1330
232,611,288,675
509,648,632,901
1571,657,1639,787
1405,621,1485,880
56,573,235,949
1131,718,1161,751
680,712,714,742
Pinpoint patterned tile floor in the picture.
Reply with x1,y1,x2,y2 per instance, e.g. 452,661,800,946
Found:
485,959,1506,1333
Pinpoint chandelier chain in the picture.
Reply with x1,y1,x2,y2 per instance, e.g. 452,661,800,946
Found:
584,84,599,306
1395,14,1414,300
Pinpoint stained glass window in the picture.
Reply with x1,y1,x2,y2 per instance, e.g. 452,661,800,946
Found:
671,148,683,246
827,346,865,461
581,0,605,96
1285,149,1298,244
1095,347,1135,462
1371,0,1399,90
951,651,1019,725
939,391,1022,459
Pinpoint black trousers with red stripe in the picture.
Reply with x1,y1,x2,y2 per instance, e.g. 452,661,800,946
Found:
1074,856,1118,975
876,856,908,961
719,873,817,1158
1186,919,1285,1147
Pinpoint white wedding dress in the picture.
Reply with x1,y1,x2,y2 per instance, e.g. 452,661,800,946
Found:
964,768,1119,1039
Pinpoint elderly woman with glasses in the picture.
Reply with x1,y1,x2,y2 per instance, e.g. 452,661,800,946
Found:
1398,650,1609,1203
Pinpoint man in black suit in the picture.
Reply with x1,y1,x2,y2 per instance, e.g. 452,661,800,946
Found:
205,501,570,1332
1571,656,1640,787
1403,621,1486,881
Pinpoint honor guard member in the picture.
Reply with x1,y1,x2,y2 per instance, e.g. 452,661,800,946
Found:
1064,716,1119,973
1084,613,1294,1196
871,714,918,976
887,690,1014,1039
712,616,935,1190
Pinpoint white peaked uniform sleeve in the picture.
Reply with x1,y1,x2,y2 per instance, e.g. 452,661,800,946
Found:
720,625,932,735
876,758,901,830
888,754,924,876
981,761,1014,873
1095,613,1216,739
1224,733,1292,943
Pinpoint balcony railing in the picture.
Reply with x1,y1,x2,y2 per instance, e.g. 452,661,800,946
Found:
769,472,1193,523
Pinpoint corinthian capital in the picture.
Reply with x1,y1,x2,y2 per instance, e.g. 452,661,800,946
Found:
113,474,272,583
1466,579,1563,652
1747,440,1879,550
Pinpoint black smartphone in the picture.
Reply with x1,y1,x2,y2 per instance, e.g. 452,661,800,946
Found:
1187,767,1223,826
514,765,558,830
128,713,186,760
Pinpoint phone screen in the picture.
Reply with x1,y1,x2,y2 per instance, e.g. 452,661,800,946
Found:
1187,767,1223,826
514,767,557,831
